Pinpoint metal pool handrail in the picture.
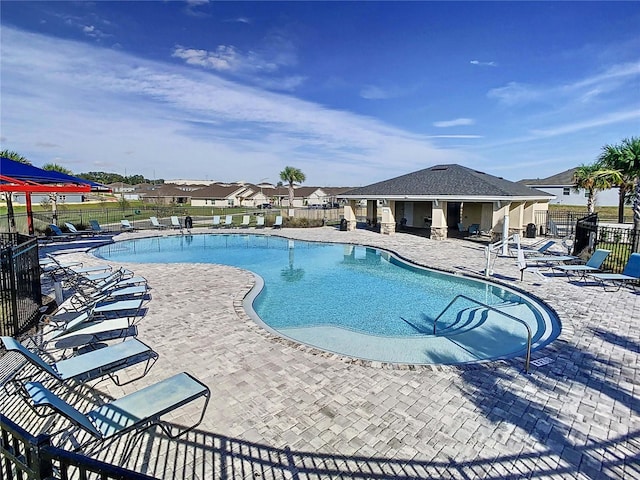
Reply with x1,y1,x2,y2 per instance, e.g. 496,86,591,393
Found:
433,294,532,373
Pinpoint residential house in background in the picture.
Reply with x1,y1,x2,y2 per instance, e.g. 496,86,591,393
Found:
190,183,260,208
139,184,192,205
518,168,619,207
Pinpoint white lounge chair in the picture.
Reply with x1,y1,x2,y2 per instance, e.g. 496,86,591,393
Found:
273,215,283,229
223,215,233,228
64,222,93,236
170,216,182,229
211,215,221,228
255,216,265,228
149,216,167,229
120,219,134,231
240,215,250,228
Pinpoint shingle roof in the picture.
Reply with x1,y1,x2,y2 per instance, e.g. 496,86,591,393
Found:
342,164,551,198
190,184,248,199
518,168,577,187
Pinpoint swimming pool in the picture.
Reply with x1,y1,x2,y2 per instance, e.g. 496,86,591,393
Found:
94,234,561,366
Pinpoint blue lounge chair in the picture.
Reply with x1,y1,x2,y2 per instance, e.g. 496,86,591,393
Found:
588,253,640,291
25,372,210,455
149,216,167,229
553,249,611,280
1,337,157,388
48,224,76,240
89,220,104,233
211,215,221,228
273,215,283,229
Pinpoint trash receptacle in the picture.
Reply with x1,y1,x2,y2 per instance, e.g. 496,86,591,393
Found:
185,216,193,229
526,223,536,238
339,218,347,231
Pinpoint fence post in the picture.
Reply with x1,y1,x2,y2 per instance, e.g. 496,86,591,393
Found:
7,245,19,336
633,229,640,254
29,434,54,478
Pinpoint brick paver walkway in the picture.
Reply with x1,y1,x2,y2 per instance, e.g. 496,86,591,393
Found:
2,227,638,479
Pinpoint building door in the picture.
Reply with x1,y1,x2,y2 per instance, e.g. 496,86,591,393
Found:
447,202,462,229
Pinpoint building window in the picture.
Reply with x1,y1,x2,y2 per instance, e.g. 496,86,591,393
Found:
563,187,570,196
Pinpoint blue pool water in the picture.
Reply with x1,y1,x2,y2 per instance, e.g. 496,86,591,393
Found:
94,234,561,365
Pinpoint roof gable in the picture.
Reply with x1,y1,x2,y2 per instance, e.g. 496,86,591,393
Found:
519,168,577,187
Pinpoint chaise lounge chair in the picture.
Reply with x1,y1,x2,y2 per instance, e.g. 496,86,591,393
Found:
553,249,611,280
89,220,104,234
273,215,283,229
120,219,135,231
149,216,167,229
211,215,221,228
255,216,265,228
25,372,210,455
170,216,182,230
1,336,157,389
223,215,233,228
48,224,77,241
64,222,93,236
239,215,250,228
588,253,640,291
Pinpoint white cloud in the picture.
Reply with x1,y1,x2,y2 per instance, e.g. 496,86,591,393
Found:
530,109,640,137
432,118,475,128
172,38,302,91
360,85,390,100
470,60,497,67
1,26,467,185
488,61,640,106
487,82,541,106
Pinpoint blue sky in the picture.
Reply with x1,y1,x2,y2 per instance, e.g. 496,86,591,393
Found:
1,1,639,186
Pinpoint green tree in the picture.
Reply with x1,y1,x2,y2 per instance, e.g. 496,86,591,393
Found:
42,163,73,175
0,149,31,232
279,166,306,208
619,137,640,233
598,143,636,223
573,164,622,214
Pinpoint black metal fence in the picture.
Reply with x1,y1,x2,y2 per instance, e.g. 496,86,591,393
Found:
2,205,342,236
1,414,157,480
0,233,41,337
535,210,589,238
596,225,638,273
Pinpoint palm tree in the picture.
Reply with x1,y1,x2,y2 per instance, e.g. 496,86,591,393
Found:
1,150,31,232
598,143,636,223
279,166,306,209
573,164,623,214
618,137,640,234
42,163,73,175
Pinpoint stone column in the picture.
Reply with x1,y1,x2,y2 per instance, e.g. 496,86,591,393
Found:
345,200,358,231
430,200,447,240
380,205,396,235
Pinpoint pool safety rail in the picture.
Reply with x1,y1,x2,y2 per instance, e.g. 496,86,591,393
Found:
483,233,521,277
432,294,532,373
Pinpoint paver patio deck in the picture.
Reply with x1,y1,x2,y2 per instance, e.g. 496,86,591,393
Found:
2,227,638,479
